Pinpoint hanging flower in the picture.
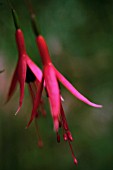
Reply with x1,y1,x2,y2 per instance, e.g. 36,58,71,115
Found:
26,11,102,164
6,7,42,116
28,14,102,129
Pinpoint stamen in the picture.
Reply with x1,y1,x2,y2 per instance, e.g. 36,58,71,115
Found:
57,132,60,143
60,104,69,131
28,83,39,118
63,133,68,141
39,99,46,116
28,83,35,104
35,118,43,148
63,121,68,131
68,140,78,165
67,131,73,141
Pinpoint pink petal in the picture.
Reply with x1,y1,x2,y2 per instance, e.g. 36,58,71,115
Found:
26,55,42,82
44,64,60,131
6,64,18,103
55,68,102,108
26,76,44,128
16,57,27,113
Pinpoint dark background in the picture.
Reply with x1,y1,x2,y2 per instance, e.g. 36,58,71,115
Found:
0,0,113,169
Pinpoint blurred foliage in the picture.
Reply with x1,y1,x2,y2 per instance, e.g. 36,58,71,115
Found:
0,0,113,170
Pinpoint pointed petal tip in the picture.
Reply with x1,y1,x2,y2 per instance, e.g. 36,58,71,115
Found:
55,68,103,108
89,103,103,108
26,122,31,129
15,105,21,115
25,119,33,129
5,94,13,105
26,117,33,129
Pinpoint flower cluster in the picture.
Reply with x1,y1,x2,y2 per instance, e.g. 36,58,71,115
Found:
6,3,102,165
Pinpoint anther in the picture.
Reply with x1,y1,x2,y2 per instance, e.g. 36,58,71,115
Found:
68,140,78,165
63,133,68,141
67,131,73,141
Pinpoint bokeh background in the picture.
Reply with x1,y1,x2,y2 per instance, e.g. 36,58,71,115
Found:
0,0,113,169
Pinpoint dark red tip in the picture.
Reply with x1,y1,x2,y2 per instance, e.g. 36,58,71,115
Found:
57,133,60,143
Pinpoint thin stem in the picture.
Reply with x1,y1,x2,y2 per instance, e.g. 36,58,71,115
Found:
7,0,20,29
24,0,40,36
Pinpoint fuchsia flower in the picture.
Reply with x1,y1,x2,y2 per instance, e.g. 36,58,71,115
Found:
6,8,42,115
27,13,102,164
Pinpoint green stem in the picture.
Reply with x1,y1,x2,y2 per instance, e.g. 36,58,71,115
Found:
7,0,20,29
12,9,20,30
25,0,40,36
31,14,40,36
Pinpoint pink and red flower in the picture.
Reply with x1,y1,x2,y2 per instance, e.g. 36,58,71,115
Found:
27,14,102,164
6,9,42,115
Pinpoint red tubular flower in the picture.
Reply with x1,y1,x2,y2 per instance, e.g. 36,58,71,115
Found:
27,12,102,164
28,31,102,130
6,8,42,115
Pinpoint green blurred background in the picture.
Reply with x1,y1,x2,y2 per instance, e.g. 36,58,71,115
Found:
0,0,113,169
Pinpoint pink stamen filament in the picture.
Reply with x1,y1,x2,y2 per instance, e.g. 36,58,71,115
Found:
39,99,46,116
35,118,43,147
68,140,78,165
56,132,60,143
60,103,77,164
28,83,35,103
